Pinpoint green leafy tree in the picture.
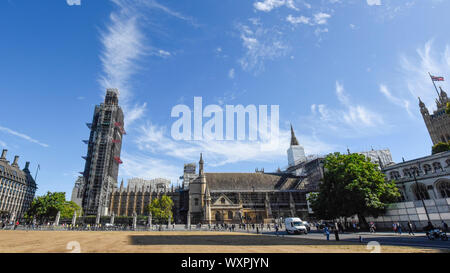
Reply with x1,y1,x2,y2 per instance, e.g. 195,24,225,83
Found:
309,153,400,228
60,201,82,219
26,192,81,221
432,141,450,154
146,195,174,223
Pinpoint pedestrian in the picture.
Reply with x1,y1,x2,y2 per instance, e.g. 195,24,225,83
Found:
392,222,397,233
397,222,402,235
324,226,330,241
275,223,279,236
407,221,414,235
369,222,376,233
441,221,448,233
14,220,19,230
334,223,340,241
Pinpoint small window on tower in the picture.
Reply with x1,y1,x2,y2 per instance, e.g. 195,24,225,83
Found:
194,198,199,206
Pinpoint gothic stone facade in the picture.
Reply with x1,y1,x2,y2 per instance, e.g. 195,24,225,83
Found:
108,180,181,220
184,126,325,225
375,151,450,228
420,87,450,145
0,149,37,219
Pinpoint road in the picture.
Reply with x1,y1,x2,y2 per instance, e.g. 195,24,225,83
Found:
260,230,450,250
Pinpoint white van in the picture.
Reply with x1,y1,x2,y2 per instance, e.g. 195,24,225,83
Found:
285,217,308,234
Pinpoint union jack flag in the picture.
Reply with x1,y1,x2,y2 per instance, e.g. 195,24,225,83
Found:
431,75,444,81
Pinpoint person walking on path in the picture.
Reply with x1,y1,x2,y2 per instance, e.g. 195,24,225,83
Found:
397,222,402,235
324,226,330,241
334,223,340,241
441,221,448,233
369,222,376,233
407,221,414,235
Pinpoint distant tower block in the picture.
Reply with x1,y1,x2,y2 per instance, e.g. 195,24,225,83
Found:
287,124,306,167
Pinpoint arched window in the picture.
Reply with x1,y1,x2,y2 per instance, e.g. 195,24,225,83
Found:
397,188,406,202
411,183,430,200
403,169,411,177
221,198,226,204
423,164,432,175
227,211,233,220
411,167,420,176
215,211,221,221
390,171,400,180
433,162,443,172
194,198,199,206
436,181,450,198
445,159,450,167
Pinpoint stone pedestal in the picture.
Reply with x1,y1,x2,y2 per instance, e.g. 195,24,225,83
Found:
71,211,77,226
54,211,61,226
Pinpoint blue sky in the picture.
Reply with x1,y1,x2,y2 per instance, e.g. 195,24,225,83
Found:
1,0,450,197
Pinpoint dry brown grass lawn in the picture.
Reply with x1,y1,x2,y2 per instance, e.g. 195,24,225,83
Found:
0,230,443,253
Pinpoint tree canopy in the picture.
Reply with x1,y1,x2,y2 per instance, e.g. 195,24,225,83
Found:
26,192,81,221
146,195,174,223
432,141,450,154
309,153,400,227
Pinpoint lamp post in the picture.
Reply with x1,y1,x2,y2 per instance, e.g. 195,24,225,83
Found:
410,167,431,223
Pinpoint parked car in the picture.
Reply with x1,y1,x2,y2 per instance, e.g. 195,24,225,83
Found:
318,221,335,230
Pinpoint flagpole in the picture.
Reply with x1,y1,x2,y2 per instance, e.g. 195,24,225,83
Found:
34,164,40,181
429,72,441,97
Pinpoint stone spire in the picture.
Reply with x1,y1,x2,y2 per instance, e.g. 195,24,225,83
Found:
199,153,204,176
419,97,429,116
290,124,299,146
440,86,448,103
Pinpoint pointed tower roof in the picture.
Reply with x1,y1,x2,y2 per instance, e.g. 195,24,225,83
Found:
199,153,204,176
290,124,299,146
418,97,425,107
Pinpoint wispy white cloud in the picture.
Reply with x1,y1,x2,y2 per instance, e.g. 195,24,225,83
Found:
237,19,289,74
134,121,335,169
120,151,180,184
99,0,193,127
0,139,7,148
0,126,49,148
308,82,384,137
286,12,332,26
66,0,81,6
254,0,298,12
313,12,331,25
379,84,413,116
399,40,450,112
228,68,235,79
367,0,381,6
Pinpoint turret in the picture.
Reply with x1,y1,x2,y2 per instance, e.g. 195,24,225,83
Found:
419,97,429,116
440,86,448,103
